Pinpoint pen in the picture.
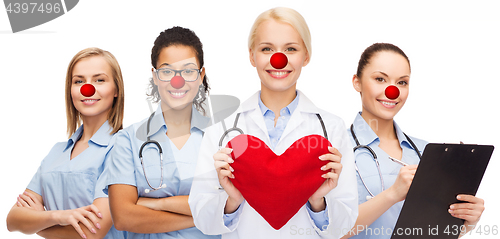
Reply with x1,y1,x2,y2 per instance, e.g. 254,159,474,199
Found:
389,156,409,166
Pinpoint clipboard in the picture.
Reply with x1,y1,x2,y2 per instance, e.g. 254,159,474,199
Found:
391,143,494,238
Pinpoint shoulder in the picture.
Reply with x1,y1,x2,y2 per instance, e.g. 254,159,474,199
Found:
404,134,429,153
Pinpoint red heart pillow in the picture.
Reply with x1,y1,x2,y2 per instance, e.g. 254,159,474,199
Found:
226,134,331,230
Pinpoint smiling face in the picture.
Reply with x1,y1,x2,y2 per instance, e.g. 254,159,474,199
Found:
71,56,117,120
353,51,411,121
152,45,204,112
249,19,310,94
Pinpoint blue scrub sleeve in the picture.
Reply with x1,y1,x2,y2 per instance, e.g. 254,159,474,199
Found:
223,203,244,229
104,130,138,194
306,201,329,230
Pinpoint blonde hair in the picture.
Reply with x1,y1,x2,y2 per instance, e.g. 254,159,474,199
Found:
65,47,125,136
248,7,312,59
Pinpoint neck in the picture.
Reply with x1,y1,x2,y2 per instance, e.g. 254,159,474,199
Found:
260,85,297,116
360,109,397,140
161,102,192,127
80,113,108,142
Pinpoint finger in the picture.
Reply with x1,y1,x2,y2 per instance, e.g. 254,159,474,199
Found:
19,194,35,205
321,162,342,173
319,153,341,163
450,212,480,222
218,148,233,155
215,161,232,172
87,204,102,219
69,220,87,239
328,146,342,158
75,213,96,234
321,171,339,181
214,153,234,163
457,195,484,204
23,191,37,201
17,196,30,207
219,168,235,179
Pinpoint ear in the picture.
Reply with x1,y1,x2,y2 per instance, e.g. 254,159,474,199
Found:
302,52,310,67
249,48,256,67
353,74,362,93
152,68,159,86
199,67,206,87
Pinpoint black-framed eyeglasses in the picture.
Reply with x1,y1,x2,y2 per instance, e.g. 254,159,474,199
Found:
154,68,202,82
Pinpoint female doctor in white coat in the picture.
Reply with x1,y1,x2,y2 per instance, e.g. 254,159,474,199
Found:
189,7,358,239
342,43,485,238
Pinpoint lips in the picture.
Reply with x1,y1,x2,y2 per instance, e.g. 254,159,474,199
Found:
266,70,291,79
81,99,100,106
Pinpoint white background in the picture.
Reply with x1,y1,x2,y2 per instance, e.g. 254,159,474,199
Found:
1,0,499,238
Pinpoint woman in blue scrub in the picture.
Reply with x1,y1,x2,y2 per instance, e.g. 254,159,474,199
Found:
7,47,126,239
342,43,485,239
105,27,219,239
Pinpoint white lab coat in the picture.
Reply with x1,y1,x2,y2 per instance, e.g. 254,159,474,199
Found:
189,90,358,239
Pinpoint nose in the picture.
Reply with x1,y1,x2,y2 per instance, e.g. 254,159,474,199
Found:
80,84,96,97
270,52,288,69
170,75,185,89
385,85,399,100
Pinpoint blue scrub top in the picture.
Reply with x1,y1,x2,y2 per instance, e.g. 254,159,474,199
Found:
348,113,428,239
27,121,125,239
104,104,220,239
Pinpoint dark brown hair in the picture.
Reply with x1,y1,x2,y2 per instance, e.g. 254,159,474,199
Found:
147,26,209,115
356,43,410,78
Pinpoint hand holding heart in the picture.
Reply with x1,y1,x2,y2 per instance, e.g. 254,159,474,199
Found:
213,145,343,215
309,146,343,212
214,147,244,214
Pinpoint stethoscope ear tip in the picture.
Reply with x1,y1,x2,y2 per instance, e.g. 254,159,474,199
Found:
366,195,373,201
161,184,167,188
145,189,150,194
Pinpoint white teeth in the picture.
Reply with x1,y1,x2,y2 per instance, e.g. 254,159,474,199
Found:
381,101,396,106
170,91,186,97
270,71,288,76
83,100,98,102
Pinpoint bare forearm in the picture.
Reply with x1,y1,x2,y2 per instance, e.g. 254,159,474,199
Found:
37,222,106,239
161,195,192,216
114,203,194,233
341,190,398,238
7,206,57,234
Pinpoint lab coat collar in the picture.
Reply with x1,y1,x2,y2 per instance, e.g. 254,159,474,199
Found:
236,90,322,143
238,90,320,114
146,103,210,138
65,121,113,151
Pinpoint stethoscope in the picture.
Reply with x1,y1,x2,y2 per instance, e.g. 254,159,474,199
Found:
139,112,167,194
350,124,421,200
218,113,329,148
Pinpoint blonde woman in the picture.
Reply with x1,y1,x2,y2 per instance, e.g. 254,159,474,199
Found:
189,7,358,239
7,47,126,239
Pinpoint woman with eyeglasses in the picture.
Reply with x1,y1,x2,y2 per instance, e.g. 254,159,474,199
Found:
104,27,219,239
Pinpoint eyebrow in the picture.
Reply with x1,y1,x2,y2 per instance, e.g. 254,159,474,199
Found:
374,71,409,79
72,73,108,78
158,62,198,68
258,42,300,46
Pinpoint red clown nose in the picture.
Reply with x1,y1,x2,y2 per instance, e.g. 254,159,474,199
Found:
170,76,185,89
80,84,96,97
385,85,400,99
270,52,288,69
